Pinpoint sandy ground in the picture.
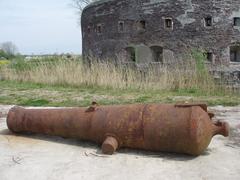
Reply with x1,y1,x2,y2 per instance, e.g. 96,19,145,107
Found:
0,105,239,180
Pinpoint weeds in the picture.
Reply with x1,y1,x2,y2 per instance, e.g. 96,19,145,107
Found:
0,53,237,97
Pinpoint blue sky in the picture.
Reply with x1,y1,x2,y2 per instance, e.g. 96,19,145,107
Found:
0,0,82,55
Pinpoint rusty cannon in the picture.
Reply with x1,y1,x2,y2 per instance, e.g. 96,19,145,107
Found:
7,103,229,156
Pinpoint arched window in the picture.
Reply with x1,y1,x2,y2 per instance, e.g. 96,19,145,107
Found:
150,46,163,63
125,47,136,62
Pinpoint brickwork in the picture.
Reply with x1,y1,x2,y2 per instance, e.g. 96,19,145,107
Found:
82,0,240,65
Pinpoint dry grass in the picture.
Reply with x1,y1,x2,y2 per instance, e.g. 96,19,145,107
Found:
0,57,220,94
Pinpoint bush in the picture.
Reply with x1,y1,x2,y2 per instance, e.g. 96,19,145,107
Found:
0,60,10,67
191,49,210,75
0,49,15,60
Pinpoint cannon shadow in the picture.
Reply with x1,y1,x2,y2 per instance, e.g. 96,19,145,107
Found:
0,128,211,161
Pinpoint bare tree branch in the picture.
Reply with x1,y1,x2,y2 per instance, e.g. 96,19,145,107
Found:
71,0,99,25
71,0,98,13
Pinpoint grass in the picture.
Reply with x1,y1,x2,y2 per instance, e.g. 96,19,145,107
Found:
0,54,239,107
0,55,219,93
0,80,239,107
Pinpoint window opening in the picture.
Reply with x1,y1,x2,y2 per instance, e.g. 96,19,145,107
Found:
205,17,212,27
118,21,124,32
150,46,163,63
205,52,213,62
87,26,91,33
126,47,136,62
165,18,173,29
97,24,102,34
230,46,240,62
139,20,146,29
234,17,240,26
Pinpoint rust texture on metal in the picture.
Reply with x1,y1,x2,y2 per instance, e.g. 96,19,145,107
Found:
7,103,229,156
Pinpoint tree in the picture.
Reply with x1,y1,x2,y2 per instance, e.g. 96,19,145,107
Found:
71,0,98,26
0,49,7,59
72,0,98,14
0,41,18,56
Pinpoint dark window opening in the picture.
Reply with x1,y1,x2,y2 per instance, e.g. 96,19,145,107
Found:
126,47,136,62
150,46,163,63
97,24,102,34
165,18,173,29
87,26,91,33
234,17,240,26
230,46,240,62
205,17,212,27
139,20,146,29
118,21,124,32
205,52,213,62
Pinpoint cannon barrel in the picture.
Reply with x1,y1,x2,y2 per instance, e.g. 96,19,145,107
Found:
7,103,229,156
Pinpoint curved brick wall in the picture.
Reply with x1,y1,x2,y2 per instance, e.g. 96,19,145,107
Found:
81,0,240,65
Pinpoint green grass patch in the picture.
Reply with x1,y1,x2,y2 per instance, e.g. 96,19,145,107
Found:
0,60,10,66
0,80,239,107
20,99,50,106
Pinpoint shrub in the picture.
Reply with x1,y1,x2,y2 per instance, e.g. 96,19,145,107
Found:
0,60,10,66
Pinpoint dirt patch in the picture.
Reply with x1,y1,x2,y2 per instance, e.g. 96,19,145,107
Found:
226,128,240,148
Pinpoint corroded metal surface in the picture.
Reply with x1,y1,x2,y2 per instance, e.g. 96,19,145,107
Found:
7,103,229,156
